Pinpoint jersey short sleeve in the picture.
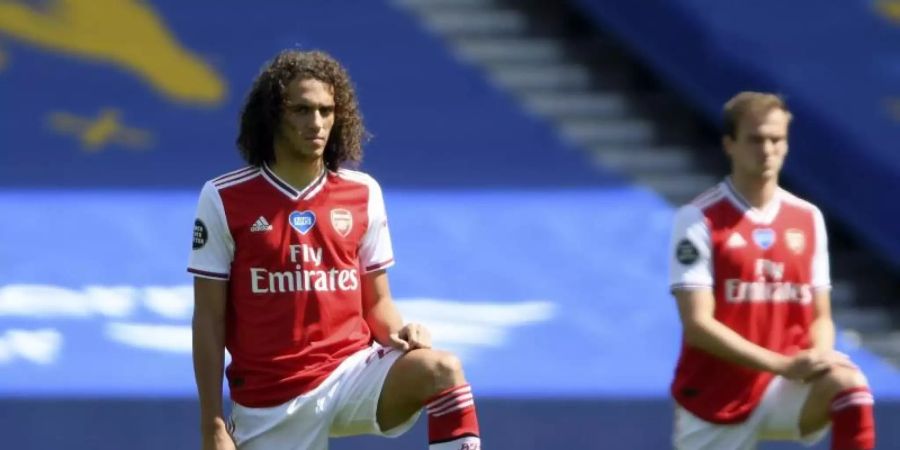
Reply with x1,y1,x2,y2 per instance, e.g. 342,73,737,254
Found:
669,204,713,291
187,181,234,279
358,178,395,273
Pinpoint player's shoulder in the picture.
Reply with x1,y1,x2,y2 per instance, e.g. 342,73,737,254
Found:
687,182,728,211
204,166,262,191
335,168,381,190
778,188,822,215
673,183,726,221
672,203,706,230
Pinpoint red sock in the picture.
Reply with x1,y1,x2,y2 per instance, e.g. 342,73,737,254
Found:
425,384,481,450
830,386,875,450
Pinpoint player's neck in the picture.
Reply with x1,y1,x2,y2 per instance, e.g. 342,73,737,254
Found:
268,155,325,191
729,173,778,210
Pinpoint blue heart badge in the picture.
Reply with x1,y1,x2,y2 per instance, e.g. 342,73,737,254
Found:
752,228,776,250
289,211,316,235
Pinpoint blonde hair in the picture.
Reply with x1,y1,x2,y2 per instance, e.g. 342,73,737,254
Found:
723,91,792,138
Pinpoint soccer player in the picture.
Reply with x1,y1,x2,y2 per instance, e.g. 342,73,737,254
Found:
668,92,876,450
189,50,481,450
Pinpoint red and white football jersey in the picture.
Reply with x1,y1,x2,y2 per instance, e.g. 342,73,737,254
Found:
668,178,830,424
188,164,395,407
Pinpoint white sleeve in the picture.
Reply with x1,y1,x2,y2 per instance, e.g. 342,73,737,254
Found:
358,178,395,273
187,181,234,280
811,207,831,290
668,205,714,291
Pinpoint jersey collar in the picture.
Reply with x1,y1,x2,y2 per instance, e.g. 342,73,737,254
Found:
262,163,328,201
722,177,782,225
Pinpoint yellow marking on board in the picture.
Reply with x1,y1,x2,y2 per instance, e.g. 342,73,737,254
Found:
48,108,154,151
875,0,900,23
0,0,226,105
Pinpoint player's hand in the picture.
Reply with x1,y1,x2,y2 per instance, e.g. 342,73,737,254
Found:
201,418,236,450
778,349,856,382
389,323,432,351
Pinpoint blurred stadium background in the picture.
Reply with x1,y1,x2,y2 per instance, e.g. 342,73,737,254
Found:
1,1,899,448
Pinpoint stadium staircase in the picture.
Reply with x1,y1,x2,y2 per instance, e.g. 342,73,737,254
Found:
392,0,900,368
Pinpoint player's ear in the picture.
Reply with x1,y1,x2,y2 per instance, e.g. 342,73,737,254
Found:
722,135,734,158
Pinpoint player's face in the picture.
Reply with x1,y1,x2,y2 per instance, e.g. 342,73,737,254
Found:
276,77,336,162
723,108,790,181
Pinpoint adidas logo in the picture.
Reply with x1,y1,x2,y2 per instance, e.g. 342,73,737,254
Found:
726,232,747,248
250,216,273,232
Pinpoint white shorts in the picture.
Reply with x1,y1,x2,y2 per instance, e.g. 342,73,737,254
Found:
673,376,830,450
229,343,420,450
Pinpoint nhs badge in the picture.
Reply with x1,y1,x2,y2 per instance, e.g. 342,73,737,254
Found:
289,211,316,235
752,228,776,250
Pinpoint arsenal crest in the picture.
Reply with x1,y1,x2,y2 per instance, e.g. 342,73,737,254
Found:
785,229,806,254
330,209,353,237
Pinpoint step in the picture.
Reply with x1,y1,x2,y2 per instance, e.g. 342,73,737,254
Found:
453,37,569,63
417,9,530,35
633,174,720,204
859,331,900,367
489,63,594,90
394,0,503,7
559,119,656,146
521,91,631,117
833,309,894,332
591,146,697,173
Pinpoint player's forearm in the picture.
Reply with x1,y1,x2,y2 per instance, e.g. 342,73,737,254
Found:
684,317,789,374
809,317,836,351
192,312,227,432
365,297,404,346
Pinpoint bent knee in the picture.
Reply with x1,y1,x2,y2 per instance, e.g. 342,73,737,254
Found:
429,350,465,383
434,351,464,378
832,366,868,388
412,349,466,391
817,366,868,397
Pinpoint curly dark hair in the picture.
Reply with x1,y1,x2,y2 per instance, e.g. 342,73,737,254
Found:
237,50,369,171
